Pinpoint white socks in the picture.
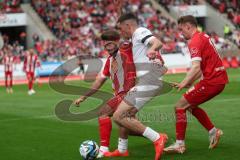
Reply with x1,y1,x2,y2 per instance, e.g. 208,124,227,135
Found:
143,127,160,142
209,127,217,135
118,138,128,153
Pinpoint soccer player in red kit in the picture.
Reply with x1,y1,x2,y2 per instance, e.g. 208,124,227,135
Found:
164,15,229,154
3,47,15,93
23,49,40,95
74,30,136,158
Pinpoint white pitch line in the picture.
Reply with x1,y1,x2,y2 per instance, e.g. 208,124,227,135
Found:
0,97,239,122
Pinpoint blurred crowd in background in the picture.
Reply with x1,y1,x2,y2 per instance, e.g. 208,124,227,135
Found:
0,0,239,64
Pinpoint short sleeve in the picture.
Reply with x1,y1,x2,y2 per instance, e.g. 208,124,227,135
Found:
101,57,110,78
188,38,202,62
135,27,155,46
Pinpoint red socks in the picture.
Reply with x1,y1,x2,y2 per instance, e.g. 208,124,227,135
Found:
190,107,214,131
9,78,13,87
5,77,12,88
176,108,187,140
98,117,112,147
28,80,33,90
5,79,8,88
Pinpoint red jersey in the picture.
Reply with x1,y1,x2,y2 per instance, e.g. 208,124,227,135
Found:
3,55,15,72
188,31,228,85
102,42,136,95
23,53,40,73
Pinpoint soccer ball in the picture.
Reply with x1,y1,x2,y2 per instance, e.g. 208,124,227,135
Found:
79,140,99,160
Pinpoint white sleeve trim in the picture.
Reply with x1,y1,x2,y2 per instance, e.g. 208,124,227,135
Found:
191,57,202,61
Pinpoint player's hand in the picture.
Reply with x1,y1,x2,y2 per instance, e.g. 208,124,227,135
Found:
169,82,185,91
177,82,191,91
74,96,87,107
169,82,179,88
147,51,157,60
177,83,185,92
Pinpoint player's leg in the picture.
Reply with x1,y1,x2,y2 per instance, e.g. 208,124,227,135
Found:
188,106,223,149
27,72,35,95
113,100,168,160
97,104,114,158
165,82,226,153
164,96,190,154
104,126,130,157
9,72,13,93
5,72,9,93
187,87,225,149
105,112,144,157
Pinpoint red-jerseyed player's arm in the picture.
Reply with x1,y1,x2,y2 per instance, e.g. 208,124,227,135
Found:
177,60,201,91
74,77,107,106
74,57,110,106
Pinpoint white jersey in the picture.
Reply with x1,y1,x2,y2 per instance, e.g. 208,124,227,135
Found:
132,27,162,77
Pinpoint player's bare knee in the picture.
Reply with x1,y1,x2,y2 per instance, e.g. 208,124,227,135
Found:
112,111,121,123
129,107,138,116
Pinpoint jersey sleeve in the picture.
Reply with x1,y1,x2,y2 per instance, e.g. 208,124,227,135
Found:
135,27,155,46
188,38,203,62
101,57,110,78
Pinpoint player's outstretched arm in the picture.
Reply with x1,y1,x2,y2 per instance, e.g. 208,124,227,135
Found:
74,77,107,106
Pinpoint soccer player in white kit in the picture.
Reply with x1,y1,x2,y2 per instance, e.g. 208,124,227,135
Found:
111,13,168,160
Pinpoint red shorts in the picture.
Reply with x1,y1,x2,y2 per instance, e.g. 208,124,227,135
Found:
5,71,12,77
26,72,34,80
107,92,126,111
184,81,225,106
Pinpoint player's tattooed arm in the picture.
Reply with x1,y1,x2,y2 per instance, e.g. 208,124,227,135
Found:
147,37,163,51
83,77,107,98
74,77,107,106
146,37,163,60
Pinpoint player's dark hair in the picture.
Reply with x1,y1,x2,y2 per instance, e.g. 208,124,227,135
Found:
117,13,138,24
177,15,198,27
101,30,120,41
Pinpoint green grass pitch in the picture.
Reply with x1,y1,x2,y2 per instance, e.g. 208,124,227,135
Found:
0,69,239,160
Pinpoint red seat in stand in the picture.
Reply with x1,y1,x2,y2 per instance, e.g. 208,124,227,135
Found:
230,56,239,68
222,57,230,68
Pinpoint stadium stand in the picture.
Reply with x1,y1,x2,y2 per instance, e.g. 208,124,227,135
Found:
31,0,190,56
0,0,239,65
0,0,22,13
207,0,240,48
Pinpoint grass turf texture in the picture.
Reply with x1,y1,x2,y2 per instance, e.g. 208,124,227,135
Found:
0,69,239,160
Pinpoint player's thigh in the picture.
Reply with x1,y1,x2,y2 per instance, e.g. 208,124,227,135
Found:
175,96,191,110
124,75,164,110
113,100,137,121
184,82,225,106
98,104,114,117
99,94,125,117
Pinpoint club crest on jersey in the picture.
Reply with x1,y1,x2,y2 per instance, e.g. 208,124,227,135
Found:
190,47,199,56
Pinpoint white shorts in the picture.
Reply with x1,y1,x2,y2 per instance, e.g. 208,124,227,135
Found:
124,63,166,110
